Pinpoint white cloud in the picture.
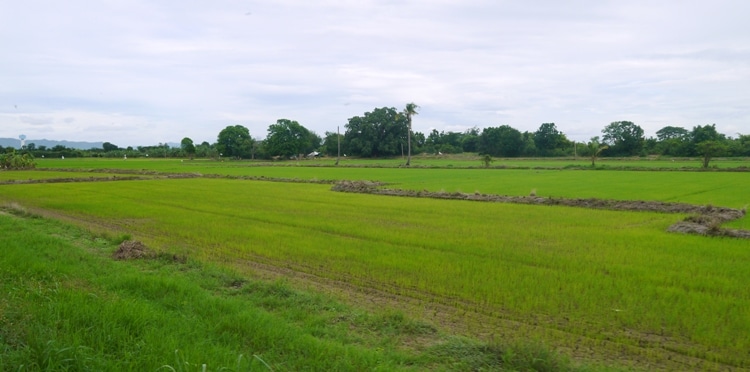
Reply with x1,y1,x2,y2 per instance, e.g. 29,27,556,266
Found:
1,0,748,146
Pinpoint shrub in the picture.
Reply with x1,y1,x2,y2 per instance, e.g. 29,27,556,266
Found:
0,150,36,170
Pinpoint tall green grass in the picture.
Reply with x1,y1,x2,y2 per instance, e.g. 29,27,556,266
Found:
2,211,590,371
2,178,749,368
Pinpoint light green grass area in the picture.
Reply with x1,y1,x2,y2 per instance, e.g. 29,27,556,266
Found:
1,211,586,371
2,178,749,368
34,158,750,209
207,167,750,208
236,154,744,170
35,154,750,171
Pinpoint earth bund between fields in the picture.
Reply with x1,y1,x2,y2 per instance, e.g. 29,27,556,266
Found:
331,180,750,239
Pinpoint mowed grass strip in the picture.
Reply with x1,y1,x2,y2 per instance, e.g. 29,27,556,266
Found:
2,178,749,367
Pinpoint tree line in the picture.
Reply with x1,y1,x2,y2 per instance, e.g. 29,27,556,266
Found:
5,105,749,167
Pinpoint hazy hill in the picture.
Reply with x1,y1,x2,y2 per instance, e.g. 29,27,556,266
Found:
0,138,104,150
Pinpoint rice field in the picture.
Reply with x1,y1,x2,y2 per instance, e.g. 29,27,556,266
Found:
34,154,750,171
2,158,749,370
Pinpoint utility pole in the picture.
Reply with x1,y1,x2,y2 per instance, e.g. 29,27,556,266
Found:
335,126,340,166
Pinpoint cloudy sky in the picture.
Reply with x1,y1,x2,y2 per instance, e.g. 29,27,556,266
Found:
1,0,749,147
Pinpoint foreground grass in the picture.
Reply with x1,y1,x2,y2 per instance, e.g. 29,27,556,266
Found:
2,177,749,369
0,211,585,371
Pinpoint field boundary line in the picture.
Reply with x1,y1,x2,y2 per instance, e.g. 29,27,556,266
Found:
332,180,750,239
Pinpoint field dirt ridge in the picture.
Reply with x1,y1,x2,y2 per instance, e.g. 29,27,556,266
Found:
332,180,749,239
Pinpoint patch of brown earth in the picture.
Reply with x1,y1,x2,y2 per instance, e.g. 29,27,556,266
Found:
112,240,152,260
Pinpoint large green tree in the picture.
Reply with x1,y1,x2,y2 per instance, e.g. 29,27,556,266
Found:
601,121,644,156
654,126,690,156
690,124,722,144
696,140,728,168
264,119,320,158
478,125,523,157
102,142,119,152
655,126,689,141
217,125,251,159
461,127,480,152
180,137,195,159
689,124,725,156
344,107,408,157
404,102,419,166
533,123,567,156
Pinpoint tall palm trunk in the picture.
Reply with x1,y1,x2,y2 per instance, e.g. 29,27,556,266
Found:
406,117,412,166
404,102,419,166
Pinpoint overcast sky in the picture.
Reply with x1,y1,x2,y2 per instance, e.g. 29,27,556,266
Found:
2,0,749,147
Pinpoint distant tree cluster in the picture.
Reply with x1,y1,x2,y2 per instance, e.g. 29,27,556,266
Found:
10,104,749,167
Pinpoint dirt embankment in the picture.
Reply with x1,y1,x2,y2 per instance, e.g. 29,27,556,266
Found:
332,180,749,239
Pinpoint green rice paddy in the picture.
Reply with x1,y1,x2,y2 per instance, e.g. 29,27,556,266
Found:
2,158,749,370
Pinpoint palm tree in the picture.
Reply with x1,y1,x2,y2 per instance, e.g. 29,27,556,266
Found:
404,102,419,166
584,136,608,167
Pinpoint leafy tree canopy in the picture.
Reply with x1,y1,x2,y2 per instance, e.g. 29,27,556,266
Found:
102,142,119,152
690,124,724,144
217,125,251,159
264,119,320,158
601,121,644,156
655,126,689,141
696,140,728,168
344,107,408,157
533,123,567,156
181,137,195,158
478,125,523,157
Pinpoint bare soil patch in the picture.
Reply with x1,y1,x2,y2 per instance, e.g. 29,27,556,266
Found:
112,240,153,260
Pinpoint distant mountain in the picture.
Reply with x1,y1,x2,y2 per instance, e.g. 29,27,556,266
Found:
0,138,104,150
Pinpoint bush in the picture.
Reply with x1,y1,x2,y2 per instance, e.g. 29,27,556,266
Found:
0,150,36,170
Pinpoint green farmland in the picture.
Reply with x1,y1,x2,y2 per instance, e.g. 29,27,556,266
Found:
2,158,749,371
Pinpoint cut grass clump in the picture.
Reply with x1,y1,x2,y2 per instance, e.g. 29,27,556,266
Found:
112,240,151,260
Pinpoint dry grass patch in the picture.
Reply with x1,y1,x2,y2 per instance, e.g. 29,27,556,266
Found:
112,240,153,260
